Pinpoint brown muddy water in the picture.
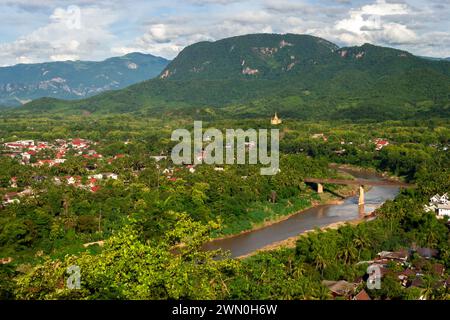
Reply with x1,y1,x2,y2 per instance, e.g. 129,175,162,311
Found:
203,169,401,258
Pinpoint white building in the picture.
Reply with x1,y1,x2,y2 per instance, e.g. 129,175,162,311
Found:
104,173,118,180
437,204,450,217
425,193,450,218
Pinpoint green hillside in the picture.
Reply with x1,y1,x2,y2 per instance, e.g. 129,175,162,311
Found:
10,33,450,120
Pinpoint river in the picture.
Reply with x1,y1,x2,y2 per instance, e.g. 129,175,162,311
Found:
203,169,400,258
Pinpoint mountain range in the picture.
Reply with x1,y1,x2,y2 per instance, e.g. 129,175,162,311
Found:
0,53,169,106
6,33,450,120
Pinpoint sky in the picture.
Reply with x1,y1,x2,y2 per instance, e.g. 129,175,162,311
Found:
1,0,450,66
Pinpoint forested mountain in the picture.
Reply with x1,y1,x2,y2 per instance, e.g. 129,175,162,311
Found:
14,34,450,120
0,53,169,106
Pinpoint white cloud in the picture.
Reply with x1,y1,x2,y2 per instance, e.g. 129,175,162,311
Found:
334,0,418,45
50,54,80,61
1,0,450,65
0,5,118,65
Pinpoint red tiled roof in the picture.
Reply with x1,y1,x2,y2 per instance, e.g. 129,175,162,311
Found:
432,264,445,275
353,289,371,300
72,138,85,145
38,160,54,164
91,185,101,193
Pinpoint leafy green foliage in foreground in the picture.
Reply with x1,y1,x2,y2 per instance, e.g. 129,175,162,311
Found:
14,213,238,300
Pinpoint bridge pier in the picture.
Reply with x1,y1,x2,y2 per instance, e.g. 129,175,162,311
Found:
359,204,365,217
317,183,323,194
358,185,365,206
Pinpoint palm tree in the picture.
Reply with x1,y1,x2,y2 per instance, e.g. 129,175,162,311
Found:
314,254,328,276
338,239,358,264
353,231,369,260
421,275,435,300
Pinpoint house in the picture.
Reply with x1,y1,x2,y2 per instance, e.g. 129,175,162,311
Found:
66,176,81,185
88,174,103,180
271,113,282,125
428,193,448,205
90,185,101,193
10,177,18,188
437,204,450,217
410,277,424,288
37,143,48,150
353,289,371,300
374,138,389,151
20,152,31,163
398,270,416,287
56,151,65,159
243,67,259,75
83,153,103,159
424,193,449,217
377,249,409,262
432,264,445,276
17,140,34,146
322,280,357,298
71,138,88,149
150,156,167,162
0,257,13,265
36,159,56,167
415,247,439,259
312,133,328,141
104,173,118,180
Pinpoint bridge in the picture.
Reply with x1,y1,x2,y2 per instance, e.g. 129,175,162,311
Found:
304,178,413,206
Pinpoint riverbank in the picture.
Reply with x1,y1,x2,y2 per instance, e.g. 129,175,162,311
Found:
236,215,373,259
211,183,359,242
203,166,401,258
331,163,408,183
211,165,365,242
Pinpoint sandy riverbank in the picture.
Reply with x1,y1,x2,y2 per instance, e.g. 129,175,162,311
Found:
237,216,371,260
210,184,359,243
